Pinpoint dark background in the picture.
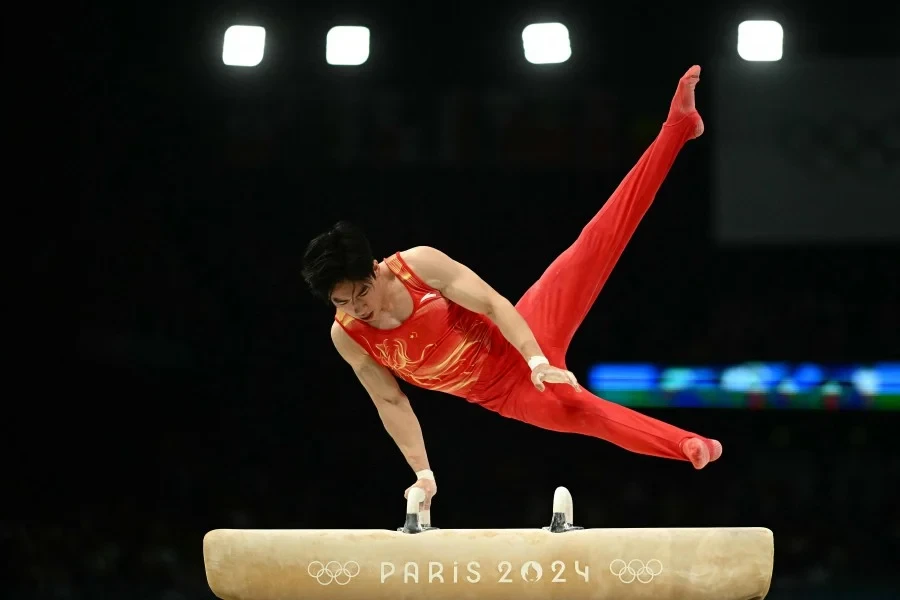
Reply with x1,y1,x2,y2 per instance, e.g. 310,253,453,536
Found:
18,0,900,598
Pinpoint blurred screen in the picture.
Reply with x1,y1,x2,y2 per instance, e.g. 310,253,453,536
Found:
586,362,900,410
711,56,900,244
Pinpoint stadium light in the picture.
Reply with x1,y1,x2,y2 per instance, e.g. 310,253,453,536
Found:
222,25,266,67
326,26,371,66
522,22,571,65
737,20,783,62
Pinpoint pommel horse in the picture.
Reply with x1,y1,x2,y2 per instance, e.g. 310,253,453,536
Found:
203,486,774,599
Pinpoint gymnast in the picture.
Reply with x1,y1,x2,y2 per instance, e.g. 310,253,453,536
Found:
301,66,722,514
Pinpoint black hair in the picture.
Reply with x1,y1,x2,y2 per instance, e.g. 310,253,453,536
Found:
302,221,377,304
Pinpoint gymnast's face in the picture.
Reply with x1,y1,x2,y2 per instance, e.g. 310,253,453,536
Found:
330,264,383,322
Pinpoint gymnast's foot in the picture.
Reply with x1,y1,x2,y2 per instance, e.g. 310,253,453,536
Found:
681,437,723,469
666,65,704,139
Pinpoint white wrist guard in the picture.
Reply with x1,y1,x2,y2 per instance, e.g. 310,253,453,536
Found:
528,356,549,370
416,469,435,481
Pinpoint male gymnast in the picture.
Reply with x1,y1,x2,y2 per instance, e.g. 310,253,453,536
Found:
302,66,722,511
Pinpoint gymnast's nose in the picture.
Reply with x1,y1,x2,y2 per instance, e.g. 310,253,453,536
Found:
353,301,370,318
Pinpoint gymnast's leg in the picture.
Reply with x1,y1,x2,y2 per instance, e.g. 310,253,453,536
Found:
506,369,721,467
515,66,705,352
510,67,721,468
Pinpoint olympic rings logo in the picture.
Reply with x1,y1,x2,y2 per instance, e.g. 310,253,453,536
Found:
307,560,360,585
609,559,663,583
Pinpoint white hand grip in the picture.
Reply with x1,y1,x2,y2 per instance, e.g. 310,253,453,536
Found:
552,486,573,524
406,487,426,515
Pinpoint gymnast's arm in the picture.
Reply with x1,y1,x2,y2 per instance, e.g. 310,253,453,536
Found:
403,246,545,364
331,322,431,474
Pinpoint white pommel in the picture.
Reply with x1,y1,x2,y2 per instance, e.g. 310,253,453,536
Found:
552,486,574,524
406,486,425,516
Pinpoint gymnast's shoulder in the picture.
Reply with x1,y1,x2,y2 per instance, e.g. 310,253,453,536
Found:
398,246,450,264
397,246,460,283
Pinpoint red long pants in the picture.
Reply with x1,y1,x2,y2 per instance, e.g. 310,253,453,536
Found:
500,112,711,461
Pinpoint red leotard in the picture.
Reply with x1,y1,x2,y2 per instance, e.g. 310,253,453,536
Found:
335,252,523,412
335,84,716,462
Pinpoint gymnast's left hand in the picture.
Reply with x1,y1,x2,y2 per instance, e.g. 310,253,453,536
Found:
404,477,437,511
531,363,581,392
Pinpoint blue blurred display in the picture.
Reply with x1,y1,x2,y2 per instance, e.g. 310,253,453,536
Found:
586,362,900,410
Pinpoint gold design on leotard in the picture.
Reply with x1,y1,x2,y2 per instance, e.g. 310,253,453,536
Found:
385,255,414,282
372,319,491,394
335,310,353,327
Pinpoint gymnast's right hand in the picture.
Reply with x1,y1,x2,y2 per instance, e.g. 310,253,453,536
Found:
404,472,437,511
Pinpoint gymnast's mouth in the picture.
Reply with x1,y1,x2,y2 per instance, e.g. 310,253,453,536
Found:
360,310,374,321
